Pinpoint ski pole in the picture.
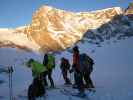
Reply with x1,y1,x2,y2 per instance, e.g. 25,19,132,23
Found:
11,66,13,100
8,67,11,100
8,66,13,100
8,67,12,100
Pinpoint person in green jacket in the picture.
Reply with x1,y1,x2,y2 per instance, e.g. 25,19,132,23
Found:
26,58,48,100
43,53,55,88
27,58,48,79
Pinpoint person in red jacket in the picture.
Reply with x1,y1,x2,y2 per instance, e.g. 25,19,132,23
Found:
72,46,80,72
72,46,85,97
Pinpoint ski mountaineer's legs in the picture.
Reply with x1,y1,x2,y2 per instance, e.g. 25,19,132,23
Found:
75,71,85,96
28,75,45,100
43,71,48,86
88,76,95,88
43,77,48,86
72,71,78,88
84,71,95,88
28,84,35,100
83,72,90,88
48,69,55,87
62,70,71,84
62,70,67,83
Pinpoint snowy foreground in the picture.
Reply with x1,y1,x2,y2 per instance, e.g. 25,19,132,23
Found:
0,38,133,100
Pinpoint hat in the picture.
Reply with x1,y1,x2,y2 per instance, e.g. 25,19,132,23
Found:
73,46,79,52
27,58,34,67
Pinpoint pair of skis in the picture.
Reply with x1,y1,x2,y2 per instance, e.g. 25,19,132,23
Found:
54,84,95,100
60,88,90,100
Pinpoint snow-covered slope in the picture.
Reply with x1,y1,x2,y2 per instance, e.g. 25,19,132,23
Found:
0,5,133,53
0,37,133,100
0,28,40,52
24,6,122,52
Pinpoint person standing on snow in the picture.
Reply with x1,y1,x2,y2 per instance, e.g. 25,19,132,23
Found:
60,57,71,85
71,46,85,97
83,54,95,89
42,54,49,86
79,53,95,89
43,53,55,88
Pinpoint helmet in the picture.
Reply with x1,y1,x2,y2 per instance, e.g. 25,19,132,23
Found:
27,58,34,67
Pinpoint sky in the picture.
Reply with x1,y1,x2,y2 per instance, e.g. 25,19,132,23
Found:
0,0,132,28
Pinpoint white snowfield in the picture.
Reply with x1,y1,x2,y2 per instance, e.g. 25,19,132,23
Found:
0,38,133,100
0,28,40,52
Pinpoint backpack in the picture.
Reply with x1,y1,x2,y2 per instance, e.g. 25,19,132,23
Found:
79,53,94,73
47,54,55,70
28,78,45,99
60,58,70,71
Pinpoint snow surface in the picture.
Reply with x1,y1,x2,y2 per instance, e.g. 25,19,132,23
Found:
0,29,40,52
0,38,133,100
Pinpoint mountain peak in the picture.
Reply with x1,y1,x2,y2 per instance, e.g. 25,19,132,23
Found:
92,7,122,14
24,6,124,52
0,5,133,53
39,5,53,10
125,2,133,19
125,2,133,14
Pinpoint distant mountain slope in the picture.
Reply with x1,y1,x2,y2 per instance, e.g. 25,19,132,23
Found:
0,4,133,53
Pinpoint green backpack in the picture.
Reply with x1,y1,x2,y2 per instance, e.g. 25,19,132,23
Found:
47,54,55,70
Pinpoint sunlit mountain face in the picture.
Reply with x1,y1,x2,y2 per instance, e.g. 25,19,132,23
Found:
0,4,133,53
125,3,133,20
